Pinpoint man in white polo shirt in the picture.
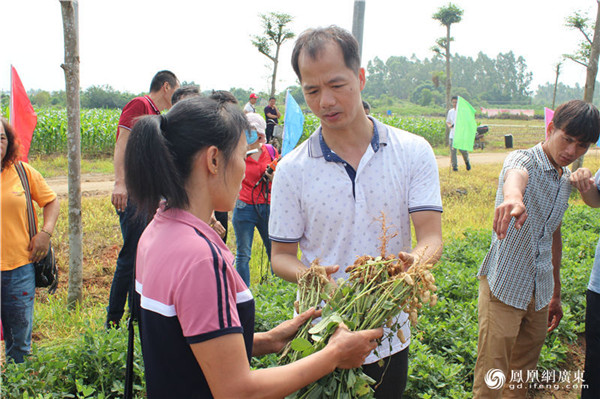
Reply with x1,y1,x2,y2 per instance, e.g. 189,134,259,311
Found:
269,26,443,398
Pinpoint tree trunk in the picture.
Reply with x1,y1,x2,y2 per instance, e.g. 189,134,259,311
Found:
445,24,452,145
60,0,83,308
552,63,560,109
271,44,280,98
574,0,600,171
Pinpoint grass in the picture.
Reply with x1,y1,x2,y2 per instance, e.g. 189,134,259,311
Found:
439,154,600,242
28,154,114,178
25,139,600,336
25,151,600,344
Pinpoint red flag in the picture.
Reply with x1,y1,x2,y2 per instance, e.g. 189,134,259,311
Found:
10,66,37,162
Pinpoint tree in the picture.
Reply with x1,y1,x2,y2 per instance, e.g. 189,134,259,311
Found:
60,0,83,308
552,62,562,109
565,0,600,170
432,3,463,143
31,90,51,107
251,13,295,98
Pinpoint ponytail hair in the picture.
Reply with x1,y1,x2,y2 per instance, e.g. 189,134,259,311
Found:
125,96,249,219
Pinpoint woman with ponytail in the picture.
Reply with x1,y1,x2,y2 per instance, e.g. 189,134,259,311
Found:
125,95,382,398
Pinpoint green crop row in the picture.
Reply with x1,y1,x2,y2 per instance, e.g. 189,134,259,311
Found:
298,113,446,147
31,108,120,156
23,107,445,158
2,205,596,398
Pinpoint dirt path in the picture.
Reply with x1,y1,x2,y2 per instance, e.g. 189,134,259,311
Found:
48,149,600,197
436,151,508,169
46,173,115,198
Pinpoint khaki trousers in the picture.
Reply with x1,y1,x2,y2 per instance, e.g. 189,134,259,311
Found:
473,277,549,399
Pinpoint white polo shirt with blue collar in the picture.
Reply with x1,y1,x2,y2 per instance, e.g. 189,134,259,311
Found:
269,116,443,363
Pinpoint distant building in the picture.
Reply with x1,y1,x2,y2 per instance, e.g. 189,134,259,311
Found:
480,107,534,117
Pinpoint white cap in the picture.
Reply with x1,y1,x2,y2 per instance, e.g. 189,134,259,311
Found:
246,112,266,135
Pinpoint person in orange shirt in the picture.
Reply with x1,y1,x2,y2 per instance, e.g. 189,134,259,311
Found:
0,118,59,363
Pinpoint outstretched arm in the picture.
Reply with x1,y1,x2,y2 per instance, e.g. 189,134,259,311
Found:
191,325,381,398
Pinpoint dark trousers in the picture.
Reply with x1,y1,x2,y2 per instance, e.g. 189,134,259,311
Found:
266,124,275,143
362,347,409,399
214,211,228,243
583,289,600,398
106,202,147,323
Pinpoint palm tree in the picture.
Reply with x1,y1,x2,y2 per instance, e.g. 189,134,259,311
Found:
432,3,464,132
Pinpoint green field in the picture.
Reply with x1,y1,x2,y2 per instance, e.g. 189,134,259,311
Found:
2,108,599,398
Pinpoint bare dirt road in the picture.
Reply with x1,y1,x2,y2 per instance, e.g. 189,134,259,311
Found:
46,152,513,197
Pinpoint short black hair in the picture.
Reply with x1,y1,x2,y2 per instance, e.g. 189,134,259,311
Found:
552,100,600,143
291,26,360,82
210,90,239,105
171,85,200,105
362,100,370,112
149,70,178,93
269,97,276,101
451,96,458,101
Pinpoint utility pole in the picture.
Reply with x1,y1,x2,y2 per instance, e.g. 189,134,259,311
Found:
352,0,366,60
60,0,83,307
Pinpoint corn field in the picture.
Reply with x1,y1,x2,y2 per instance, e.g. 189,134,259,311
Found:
299,113,446,147
28,109,446,156
31,108,120,156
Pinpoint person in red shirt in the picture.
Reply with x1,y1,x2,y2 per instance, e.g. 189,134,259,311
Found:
232,113,278,286
106,70,179,328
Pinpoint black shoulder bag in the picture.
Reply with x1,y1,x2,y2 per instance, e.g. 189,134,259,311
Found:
14,162,58,294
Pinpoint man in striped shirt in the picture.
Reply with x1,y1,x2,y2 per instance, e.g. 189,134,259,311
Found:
473,100,600,398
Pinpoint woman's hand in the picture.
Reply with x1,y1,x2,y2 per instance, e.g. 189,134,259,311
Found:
28,231,50,262
267,308,318,353
326,324,383,369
